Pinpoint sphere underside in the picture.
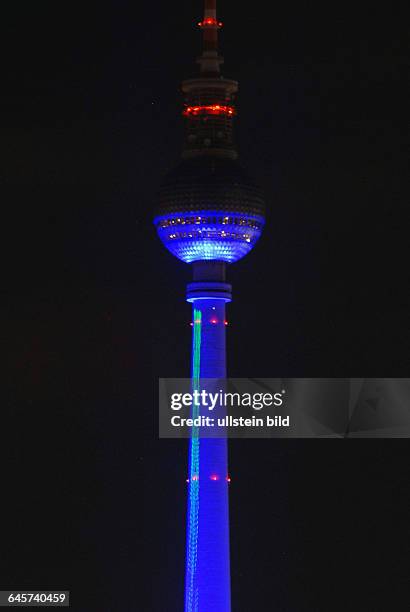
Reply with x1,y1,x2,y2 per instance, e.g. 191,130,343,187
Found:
154,210,264,263
154,157,265,263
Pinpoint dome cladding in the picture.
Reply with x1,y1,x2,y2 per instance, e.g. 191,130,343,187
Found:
155,157,265,217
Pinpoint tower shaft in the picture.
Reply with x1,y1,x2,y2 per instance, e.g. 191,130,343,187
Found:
185,278,231,611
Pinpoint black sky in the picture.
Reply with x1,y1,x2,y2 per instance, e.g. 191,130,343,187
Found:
1,1,409,610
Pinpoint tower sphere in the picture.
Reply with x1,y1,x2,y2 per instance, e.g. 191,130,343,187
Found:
154,156,265,263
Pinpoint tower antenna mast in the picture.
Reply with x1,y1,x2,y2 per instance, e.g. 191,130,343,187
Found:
197,0,224,75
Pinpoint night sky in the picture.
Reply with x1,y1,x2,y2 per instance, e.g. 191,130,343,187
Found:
1,1,409,611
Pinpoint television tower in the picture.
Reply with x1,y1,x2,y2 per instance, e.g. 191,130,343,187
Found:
154,1,265,610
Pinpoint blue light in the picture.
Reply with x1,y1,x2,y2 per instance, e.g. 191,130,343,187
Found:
184,298,231,612
154,210,264,263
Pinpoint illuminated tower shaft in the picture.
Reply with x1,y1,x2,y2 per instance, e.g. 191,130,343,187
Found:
185,271,232,611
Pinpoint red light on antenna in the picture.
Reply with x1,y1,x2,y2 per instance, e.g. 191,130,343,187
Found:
210,474,220,481
224,320,228,326
192,474,199,481
226,476,231,483
210,318,218,324
198,17,219,27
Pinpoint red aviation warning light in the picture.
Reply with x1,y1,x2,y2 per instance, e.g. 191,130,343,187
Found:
198,17,223,28
183,104,236,117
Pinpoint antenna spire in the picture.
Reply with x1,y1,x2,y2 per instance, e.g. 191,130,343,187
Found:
197,0,224,75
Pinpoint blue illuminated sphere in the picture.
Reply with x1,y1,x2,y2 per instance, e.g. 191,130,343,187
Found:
154,157,265,263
